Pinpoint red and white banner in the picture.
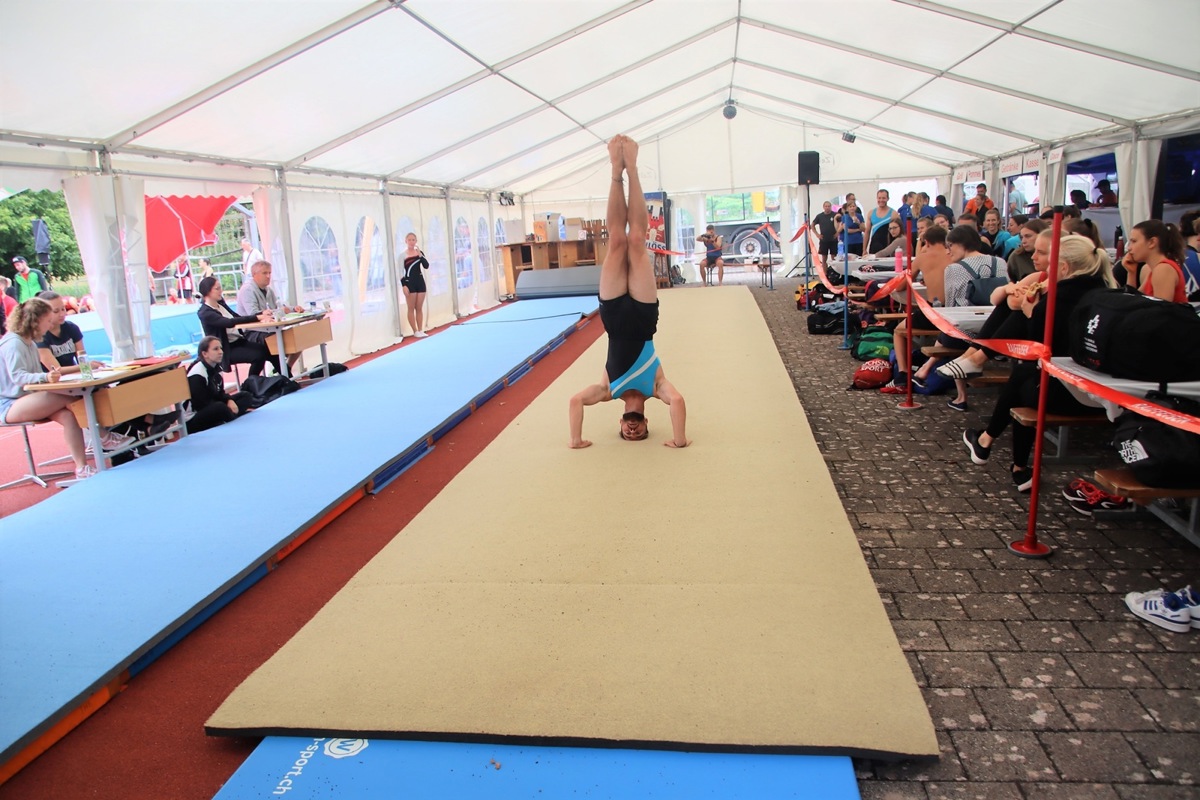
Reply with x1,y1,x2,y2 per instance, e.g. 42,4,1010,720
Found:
1022,151,1043,173
999,155,1023,178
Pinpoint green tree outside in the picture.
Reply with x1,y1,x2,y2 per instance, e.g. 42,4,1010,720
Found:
0,189,84,283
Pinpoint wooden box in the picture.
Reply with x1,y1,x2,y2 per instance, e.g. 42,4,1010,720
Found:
71,367,189,427
265,317,333,356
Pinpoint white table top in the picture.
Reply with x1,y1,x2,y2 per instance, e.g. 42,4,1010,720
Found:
1049,356,1200,418
937,305,993,334
850,269,900,282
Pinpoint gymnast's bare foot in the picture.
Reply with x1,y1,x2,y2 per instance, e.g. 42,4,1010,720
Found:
608,136,624,173
622,135,639,167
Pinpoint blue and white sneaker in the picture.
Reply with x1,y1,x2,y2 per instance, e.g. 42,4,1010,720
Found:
1125,589,1193,634
1177,585,1200,630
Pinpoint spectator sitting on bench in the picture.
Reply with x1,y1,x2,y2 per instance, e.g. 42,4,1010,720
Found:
1006,218,1048,281
869,219,909,260
960,233,1117,492
903,225,1004,402
883,225,951,393
1120,219,1188,303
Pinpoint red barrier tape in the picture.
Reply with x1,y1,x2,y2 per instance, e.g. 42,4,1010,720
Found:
865,272,908,304
907,275,1049,361
814,254,846,296
790,222,809,243
1040,359,1200,435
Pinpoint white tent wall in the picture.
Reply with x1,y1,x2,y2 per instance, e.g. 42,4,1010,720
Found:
449,199,494,314
61,175,153,362
252,187,294,311
285,188,398,362
418,196,455,332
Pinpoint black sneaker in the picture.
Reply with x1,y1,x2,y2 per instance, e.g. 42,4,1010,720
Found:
962,429,990,465
1012,467,1034,493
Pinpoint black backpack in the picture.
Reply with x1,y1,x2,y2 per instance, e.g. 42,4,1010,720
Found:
957,256,1006,305
240,375,301,408
808,309,859,336
1069,289,1200,382
1112,393,1200,488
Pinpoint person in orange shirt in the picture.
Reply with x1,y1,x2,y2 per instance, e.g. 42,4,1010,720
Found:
964,183,994,218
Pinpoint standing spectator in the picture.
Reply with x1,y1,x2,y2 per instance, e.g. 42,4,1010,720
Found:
175,257,195,301
198,257,215,279
1006,179,1027,215
933,194,956,225
898,191,935,233
12,256,49,302
811,201,839,264
866,190,899,255
964,183,994,218
240,238,264,278
836,195,865,257
1094,179,1118,207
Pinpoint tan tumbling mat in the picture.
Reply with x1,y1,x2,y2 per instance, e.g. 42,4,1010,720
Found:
208,287,937,759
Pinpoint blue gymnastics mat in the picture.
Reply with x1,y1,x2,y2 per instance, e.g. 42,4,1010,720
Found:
214,737,859,800
0,297,597,763
75,303,206,359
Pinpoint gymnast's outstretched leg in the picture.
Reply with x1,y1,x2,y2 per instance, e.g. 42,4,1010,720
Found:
598,136,629,303
622,136,657,306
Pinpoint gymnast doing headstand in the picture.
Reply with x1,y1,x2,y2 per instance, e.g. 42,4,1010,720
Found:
568,135,689,450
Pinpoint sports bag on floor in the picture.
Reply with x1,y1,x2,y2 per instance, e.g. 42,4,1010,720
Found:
240,375,301,409
852,328,894,361
1070,289,1200,382
850,358,892,390
1112,392,1200,488
808,309,845,335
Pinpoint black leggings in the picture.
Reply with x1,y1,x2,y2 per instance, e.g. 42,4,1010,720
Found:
187,392,253,434
226,337,279,377
984,362,1091,468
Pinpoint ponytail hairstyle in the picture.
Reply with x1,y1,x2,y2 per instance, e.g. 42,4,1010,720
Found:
1055,233,1117,288
6,298,53,340
1063,217,1103,249
1133,219,1186,265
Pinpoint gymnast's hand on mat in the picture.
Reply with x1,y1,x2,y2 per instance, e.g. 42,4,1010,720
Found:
568,438,593,449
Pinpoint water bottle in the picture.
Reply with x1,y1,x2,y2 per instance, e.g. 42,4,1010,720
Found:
894,249,904,273
79,362,93,381
1114,226,1125,261
309,301,317,316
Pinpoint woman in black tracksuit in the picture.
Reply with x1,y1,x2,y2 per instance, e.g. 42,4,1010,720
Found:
186,336,253,433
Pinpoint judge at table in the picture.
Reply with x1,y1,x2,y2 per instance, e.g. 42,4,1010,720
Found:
236,260,303,372
197,276,278,377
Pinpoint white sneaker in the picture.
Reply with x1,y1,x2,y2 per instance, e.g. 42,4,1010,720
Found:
1177,585,1200,630
1125,589,1193,634
74,464,97,480
413,331,429,338
100,430,135,450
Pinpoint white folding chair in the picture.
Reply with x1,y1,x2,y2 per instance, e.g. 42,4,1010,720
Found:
0,419,74,490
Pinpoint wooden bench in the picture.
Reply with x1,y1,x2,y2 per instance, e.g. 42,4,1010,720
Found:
1010,406,1109,460
967,366,1011,387
1093,467,1200,548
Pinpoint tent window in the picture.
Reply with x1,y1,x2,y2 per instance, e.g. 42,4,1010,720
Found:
354,216,387,314
476,218,492,284
494,217,507,245
454,216,473,290
298,216,341,305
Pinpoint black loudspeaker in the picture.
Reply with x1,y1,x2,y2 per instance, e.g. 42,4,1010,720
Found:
798,151,820,185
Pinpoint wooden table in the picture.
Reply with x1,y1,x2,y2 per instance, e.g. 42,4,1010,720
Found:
235,313,332,380
24,355,189,471
498,239,605,296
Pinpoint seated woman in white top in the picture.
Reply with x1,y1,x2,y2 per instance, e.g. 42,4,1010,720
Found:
0,298,92,479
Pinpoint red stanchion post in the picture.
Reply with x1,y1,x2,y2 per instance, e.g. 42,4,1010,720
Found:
1009,210,1064,558
898,218,921,410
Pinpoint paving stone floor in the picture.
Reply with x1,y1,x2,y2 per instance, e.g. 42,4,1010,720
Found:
743,278,1200,800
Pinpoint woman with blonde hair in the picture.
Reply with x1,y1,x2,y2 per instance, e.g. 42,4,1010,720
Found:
0,298,92,479
959,232,1115,492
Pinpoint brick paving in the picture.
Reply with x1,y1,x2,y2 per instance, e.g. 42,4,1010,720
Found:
743,278,1200,799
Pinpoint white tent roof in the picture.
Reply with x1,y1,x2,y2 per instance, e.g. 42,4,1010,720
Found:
2,0,1198,200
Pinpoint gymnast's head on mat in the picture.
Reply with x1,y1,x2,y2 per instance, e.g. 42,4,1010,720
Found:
567,135,689,451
